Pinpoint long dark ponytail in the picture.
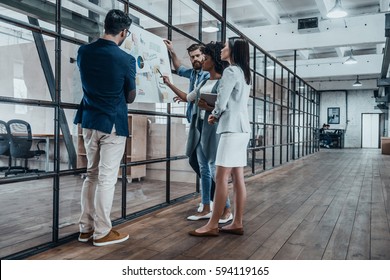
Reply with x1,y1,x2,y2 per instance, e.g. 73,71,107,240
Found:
228,37,251,85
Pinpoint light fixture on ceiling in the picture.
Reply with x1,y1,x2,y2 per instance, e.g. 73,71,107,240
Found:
266,64,275,70
353,75,362,87
344,49,357,64
202,23,219,33
327,0,348,19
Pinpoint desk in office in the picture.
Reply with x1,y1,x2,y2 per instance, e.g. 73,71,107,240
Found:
322,129,344,148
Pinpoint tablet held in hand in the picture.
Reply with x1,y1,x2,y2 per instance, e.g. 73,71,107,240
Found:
200,93,217,106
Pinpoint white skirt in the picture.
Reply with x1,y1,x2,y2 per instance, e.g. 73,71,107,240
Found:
215,132,250,167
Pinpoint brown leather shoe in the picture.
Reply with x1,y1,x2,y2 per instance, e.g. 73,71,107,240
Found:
188,228,219,237
219,227,244,235
78,230,94,242
93,230,129,246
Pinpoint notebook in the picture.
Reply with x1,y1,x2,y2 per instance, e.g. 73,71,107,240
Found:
200,93,217,106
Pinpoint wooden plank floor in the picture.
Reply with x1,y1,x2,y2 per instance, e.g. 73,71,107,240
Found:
28,149,390,260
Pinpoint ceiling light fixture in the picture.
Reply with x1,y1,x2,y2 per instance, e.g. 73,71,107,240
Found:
327,0,348,19
344,49,357,64
353,75,362,87
266,64,275,70
202,23,219,33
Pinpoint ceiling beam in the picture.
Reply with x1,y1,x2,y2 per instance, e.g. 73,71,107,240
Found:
297,49,310,60
308,79,378,91
314,0,332,19
0,0,100,37
380,0,390,12
251,0,279,25
243,13,385,52
335,47,347,58
282,54,383,78
69,0,107,16
377,43,385,54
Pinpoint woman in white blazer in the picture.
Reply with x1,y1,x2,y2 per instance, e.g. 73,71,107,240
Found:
189,37,251,237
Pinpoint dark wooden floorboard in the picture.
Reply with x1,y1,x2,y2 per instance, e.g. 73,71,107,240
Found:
27,149,390,260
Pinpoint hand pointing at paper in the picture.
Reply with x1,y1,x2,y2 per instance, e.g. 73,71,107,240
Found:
162,75,189,102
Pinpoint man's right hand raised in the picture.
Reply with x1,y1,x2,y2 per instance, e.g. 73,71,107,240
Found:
163,39,174,53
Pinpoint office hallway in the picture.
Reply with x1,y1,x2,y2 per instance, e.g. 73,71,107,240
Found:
28,149,390,260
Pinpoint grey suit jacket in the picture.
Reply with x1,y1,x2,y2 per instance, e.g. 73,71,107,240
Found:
212,65,251,134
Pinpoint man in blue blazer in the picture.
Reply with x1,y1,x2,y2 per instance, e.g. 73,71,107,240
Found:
74,9,136,247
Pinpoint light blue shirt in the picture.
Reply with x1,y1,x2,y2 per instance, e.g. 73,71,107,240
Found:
176,65,209,122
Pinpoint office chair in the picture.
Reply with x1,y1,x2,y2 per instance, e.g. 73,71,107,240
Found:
5,119,46,176
0,120,11,172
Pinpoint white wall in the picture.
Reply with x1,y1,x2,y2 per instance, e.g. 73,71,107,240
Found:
320,90,387,148
320,91,347,130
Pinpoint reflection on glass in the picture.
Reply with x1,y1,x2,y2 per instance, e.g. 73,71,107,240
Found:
255,75,265,98
131,0,168,22
202,8,221,42
171,117,189,157
202,0,222,15
255,99,264,123
0,104,55,178
226,28,239,41
0,22,52,101
275,84,282,105
173,0,199,39
61,40,82,104
256,53,265,76
265,147,273,170
126,161,167,214
170,159,197,200
0,179,53,258
274,104,282,125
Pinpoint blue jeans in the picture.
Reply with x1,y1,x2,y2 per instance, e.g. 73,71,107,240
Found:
196,142,231,208
320,133,332,145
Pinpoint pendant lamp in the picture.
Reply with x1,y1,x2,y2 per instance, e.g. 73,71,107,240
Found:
344,49,357,64
327,0,348,18
352,75,362,87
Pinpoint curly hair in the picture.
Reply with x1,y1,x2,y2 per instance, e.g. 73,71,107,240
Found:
203,41,229,75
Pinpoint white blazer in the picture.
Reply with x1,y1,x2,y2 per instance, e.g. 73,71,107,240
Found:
212,65,251,134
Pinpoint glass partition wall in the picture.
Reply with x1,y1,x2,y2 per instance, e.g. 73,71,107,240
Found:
0,0,319,259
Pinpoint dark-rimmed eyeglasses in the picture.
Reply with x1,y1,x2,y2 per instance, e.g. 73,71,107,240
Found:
126,29,131,37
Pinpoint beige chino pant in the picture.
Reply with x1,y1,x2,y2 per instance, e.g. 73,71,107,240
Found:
79,128,126,239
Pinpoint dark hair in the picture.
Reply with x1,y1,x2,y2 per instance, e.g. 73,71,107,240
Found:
228,37,251,85
186,43,205,54
104,9,132,36
203,41,229,75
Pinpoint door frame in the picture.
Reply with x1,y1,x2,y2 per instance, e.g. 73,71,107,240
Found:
361,113,381,148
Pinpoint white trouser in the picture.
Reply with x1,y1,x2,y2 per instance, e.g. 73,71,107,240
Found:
79,128,126,239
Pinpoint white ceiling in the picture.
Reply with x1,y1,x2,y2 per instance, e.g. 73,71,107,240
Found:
213,0,389,91
2,0,388,91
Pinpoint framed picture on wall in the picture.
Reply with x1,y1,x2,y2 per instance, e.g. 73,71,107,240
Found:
327,107,340,124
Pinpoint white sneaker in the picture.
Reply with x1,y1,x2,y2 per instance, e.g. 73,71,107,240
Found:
197,202,213,212
197,203,204,212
